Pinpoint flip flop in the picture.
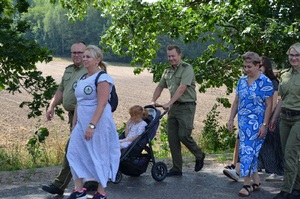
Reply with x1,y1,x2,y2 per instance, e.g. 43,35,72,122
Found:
238,185,251,197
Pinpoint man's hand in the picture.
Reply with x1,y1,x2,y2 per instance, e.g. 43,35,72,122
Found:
151,102,164,108
162,103,171,110
46,108,54,121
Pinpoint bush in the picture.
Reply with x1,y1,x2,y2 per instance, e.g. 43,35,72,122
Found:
200,101,236,153
153,117,170,158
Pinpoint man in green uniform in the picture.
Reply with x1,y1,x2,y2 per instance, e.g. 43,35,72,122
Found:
42,41,87,195
151,44,205,176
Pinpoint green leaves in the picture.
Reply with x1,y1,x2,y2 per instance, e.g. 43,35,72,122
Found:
1,0,57,118
26,126,50,165
3,0,300,119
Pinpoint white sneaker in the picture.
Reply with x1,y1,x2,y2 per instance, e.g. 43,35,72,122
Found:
223,168,239,181
265,173,284,181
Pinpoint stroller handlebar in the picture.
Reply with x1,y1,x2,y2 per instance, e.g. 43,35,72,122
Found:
147,103,169,116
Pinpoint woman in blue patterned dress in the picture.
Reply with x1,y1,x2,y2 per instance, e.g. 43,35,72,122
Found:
227,52,274,197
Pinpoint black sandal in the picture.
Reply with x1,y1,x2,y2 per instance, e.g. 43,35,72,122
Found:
251,183,261,191
238,185,251,197
224,164,235,169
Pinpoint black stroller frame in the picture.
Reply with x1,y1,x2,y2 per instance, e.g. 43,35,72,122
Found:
114,105,168,183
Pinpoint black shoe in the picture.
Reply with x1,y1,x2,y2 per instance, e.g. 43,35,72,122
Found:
195,153,205,172
83,181,98,192
67,189,87,199
273,191,295,199
224,164,235,170
292,189,300,197
42,183,64,195
166,169,182,177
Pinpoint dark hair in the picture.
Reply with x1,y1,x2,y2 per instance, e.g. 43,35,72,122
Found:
166,44,181,54
75,41,86,45
261,56,279,83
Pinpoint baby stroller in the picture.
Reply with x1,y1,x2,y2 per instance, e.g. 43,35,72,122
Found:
114,105,168,183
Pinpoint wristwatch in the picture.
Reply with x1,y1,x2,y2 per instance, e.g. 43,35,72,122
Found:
89,123,96,129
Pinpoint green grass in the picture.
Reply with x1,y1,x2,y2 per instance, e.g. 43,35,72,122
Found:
0,122,234,171
0,138,66,172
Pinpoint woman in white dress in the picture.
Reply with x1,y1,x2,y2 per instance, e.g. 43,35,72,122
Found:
67,45,120,199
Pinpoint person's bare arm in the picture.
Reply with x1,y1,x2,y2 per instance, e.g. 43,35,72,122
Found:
269,99,282,131
84,81,110,140
46,89,63,121
151,85,164,105
271,91,278,112
124,119,132,137
71,104,78,131
227,95,238,132
120,135,139,143
258,96,273,139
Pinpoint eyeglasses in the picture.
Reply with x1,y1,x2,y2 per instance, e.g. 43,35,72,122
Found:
289,54,300,58
71,51,84,55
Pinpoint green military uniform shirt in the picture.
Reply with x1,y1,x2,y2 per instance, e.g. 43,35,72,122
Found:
279,67,300,111
58,64,87,111
158,61,197,102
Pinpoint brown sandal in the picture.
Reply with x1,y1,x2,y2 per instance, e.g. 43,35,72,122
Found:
238,185,251,197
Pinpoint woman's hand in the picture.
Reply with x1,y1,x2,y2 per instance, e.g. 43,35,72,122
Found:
84,128,94,141
227,120,234,132
268,118,276,132
258,126,267,140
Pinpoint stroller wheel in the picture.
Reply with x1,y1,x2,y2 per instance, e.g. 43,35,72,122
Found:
112,170,122,184
151,162,167,182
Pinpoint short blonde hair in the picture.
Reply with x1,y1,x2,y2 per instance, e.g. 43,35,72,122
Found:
286,43,300,55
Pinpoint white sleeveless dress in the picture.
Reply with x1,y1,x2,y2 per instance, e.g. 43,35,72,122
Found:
67,71,120,187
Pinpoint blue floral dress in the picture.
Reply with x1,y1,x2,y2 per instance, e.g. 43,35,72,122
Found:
236,73,274,177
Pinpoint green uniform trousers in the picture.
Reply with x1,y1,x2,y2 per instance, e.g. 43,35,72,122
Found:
280,114,300,193
53,139,72,191
167,103,204,172
53,111,74,191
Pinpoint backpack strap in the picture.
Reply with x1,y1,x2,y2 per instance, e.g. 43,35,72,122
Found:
94,71,106,92
94,70,118,112
80,73,88,80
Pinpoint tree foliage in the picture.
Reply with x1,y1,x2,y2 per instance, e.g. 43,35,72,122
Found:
54,0,300,97
0,0,57,118
2,0,300,118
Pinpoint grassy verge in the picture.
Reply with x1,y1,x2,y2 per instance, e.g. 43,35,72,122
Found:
0,137,67,172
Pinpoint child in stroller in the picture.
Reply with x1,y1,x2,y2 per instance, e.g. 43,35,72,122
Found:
114,105,168,183
120,105,148,149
